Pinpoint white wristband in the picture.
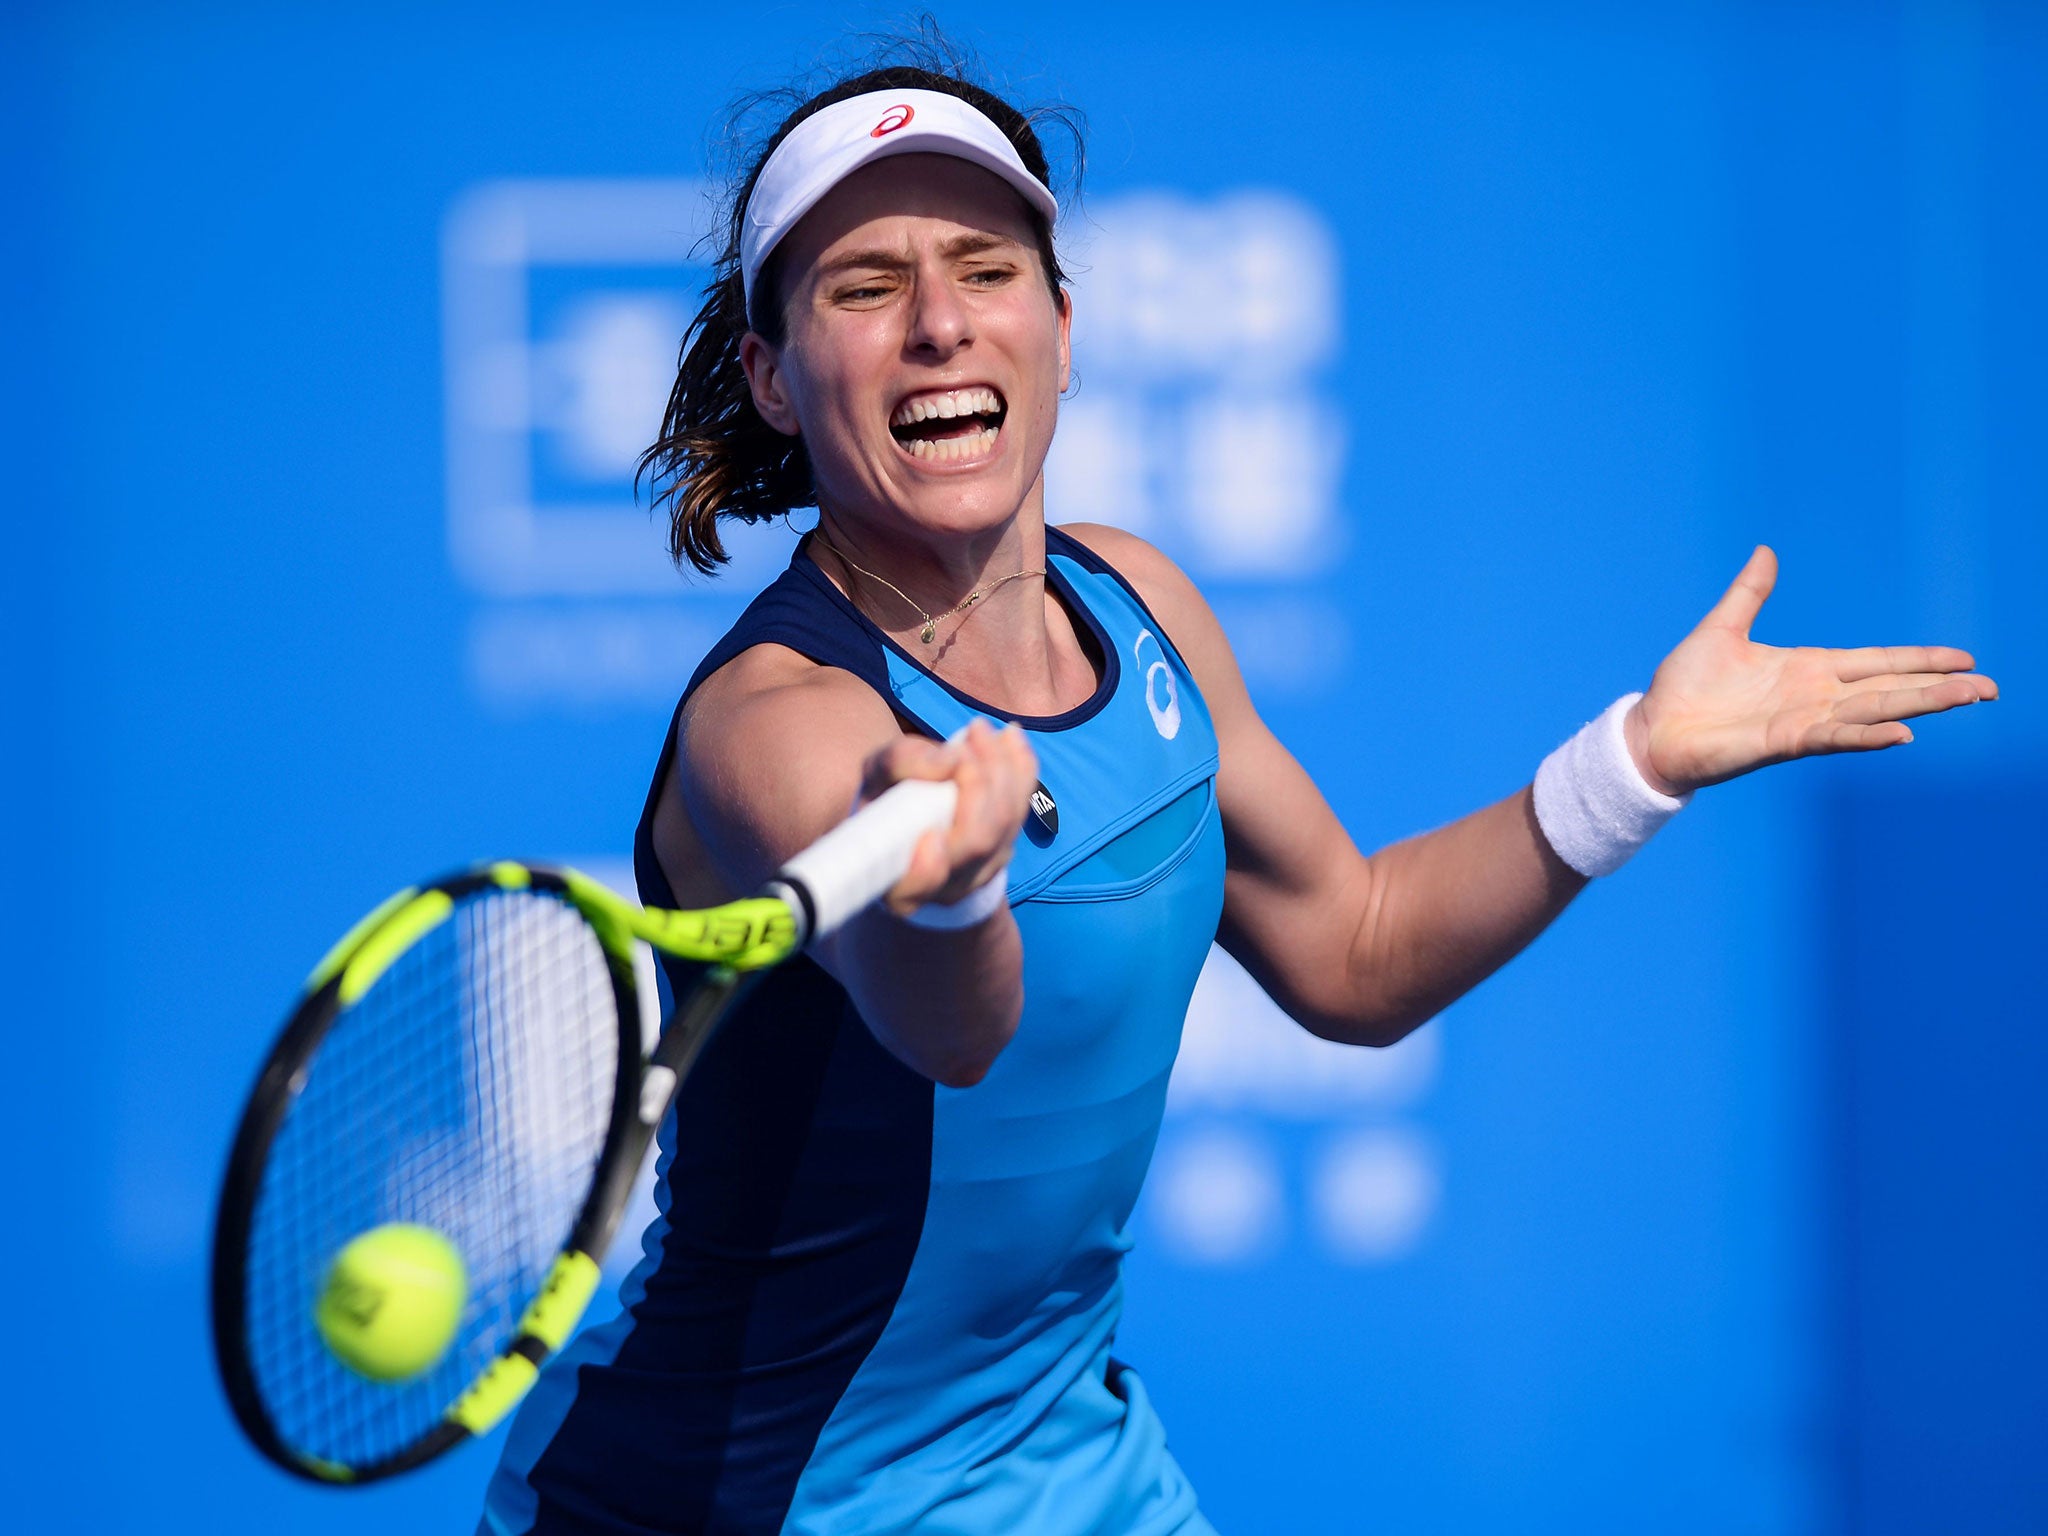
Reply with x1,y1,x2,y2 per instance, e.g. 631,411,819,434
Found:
1532,693,1690,878
898,868,1010,931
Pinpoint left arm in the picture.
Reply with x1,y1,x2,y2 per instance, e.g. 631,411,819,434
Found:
1064,529,1996,1046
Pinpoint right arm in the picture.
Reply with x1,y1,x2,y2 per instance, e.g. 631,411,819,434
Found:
655,646,1037,1088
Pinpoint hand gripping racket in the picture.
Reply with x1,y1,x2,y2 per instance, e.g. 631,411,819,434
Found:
210,778,957,1485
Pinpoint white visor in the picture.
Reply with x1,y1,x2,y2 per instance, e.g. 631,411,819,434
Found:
739,87,1060,314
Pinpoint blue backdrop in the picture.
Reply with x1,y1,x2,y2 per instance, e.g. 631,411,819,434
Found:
5,3,2043,1531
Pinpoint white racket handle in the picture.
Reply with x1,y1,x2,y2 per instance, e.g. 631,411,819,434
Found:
767,778,960,942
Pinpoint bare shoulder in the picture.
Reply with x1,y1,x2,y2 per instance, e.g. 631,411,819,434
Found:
1054,522,1203,613
682,642,901,785
685,640,887,728
674,643,903,876
1054,523,1247,706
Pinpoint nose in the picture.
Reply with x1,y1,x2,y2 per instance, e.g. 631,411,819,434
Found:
904,257,972,359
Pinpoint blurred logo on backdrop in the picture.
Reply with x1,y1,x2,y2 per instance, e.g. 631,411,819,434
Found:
1151,950,1440,1267
445,179,1432,1271
1048,189,1350,697
441,178,1353,710
441,178,766,711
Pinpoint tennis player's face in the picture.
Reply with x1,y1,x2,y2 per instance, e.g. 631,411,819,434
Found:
757,155,1071,541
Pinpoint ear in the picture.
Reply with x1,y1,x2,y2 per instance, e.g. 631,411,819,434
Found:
1055,287,1073,395
738,331,802,438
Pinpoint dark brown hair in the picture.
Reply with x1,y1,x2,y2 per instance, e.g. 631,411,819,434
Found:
638,33,1082,574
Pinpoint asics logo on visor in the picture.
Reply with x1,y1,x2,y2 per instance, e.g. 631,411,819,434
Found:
871,104,915,138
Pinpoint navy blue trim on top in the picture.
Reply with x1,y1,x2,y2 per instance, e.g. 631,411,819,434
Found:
680,555,898,707
791,528,1121,732
572,548,942,1535
578,521,1206,1534
634,525,1170,912
1044,524,1198,678
633,698,691,913
633,544,957,912
637,553,916,913
521,954,936,1535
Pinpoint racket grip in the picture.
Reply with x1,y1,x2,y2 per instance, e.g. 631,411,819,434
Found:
770,778,960,942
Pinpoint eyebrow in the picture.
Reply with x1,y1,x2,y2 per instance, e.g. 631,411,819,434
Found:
818,231,1024,277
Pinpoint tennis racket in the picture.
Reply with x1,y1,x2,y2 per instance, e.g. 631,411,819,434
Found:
211,778,957,1485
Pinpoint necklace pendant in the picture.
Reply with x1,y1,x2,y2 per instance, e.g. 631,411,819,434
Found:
919,621,936,644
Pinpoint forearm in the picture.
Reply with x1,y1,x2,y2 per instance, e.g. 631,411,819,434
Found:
1222,782,1584,1047
1226,692,1711,1044
827,903,1025,1087
1335,787,1585,1040
675,674,1037,1089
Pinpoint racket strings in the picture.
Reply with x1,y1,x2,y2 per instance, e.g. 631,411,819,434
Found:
242,889,621,1471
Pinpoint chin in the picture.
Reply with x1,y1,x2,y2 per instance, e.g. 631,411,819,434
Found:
894,466,1042,534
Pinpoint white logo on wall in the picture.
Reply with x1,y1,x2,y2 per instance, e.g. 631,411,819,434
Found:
441,178,796,711
442,181,1350,711
1145,948,1443,1266
1049,191,1350,695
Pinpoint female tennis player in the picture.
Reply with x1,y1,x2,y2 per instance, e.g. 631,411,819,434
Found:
479,60,1995,1536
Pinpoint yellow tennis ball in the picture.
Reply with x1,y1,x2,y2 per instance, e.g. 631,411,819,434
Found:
314,1223,467,1382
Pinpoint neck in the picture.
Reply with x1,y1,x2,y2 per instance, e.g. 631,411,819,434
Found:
807,485,1094,716
813,506,1045,617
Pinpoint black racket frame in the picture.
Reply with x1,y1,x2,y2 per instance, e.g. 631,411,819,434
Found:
210,864,737,1485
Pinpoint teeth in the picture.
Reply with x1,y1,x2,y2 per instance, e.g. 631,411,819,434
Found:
891,387,1003,427
905,424,1001,462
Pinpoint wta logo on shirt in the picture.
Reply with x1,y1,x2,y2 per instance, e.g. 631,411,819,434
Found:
1133,629,1182,740
870,104,914,138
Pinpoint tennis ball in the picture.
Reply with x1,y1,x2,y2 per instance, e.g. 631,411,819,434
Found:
314,1223,467,1382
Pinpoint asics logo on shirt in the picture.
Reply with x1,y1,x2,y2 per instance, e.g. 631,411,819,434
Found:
1134,629,1182,740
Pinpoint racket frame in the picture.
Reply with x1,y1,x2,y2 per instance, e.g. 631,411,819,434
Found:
211,863,758,1485
213,775,954,1485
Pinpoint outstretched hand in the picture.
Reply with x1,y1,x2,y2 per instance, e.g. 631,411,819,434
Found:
1628,546,1997,795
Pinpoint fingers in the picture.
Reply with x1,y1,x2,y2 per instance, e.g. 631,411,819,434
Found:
1833,644,1979,682
878,720,1037,913
1834,674,1996,727
1803,719,1913,754
1844,671,1995,695
897,828,952,901
858,733,964,804
1701,545,1778,636
1787,669,1994,766
942,720,1036,881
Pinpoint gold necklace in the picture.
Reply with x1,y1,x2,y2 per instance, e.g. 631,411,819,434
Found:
810,530,1046,645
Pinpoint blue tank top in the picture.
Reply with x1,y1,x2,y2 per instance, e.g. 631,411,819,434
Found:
481,527,1224,1536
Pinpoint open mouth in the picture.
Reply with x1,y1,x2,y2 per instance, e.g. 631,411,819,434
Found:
888,386,1007,464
